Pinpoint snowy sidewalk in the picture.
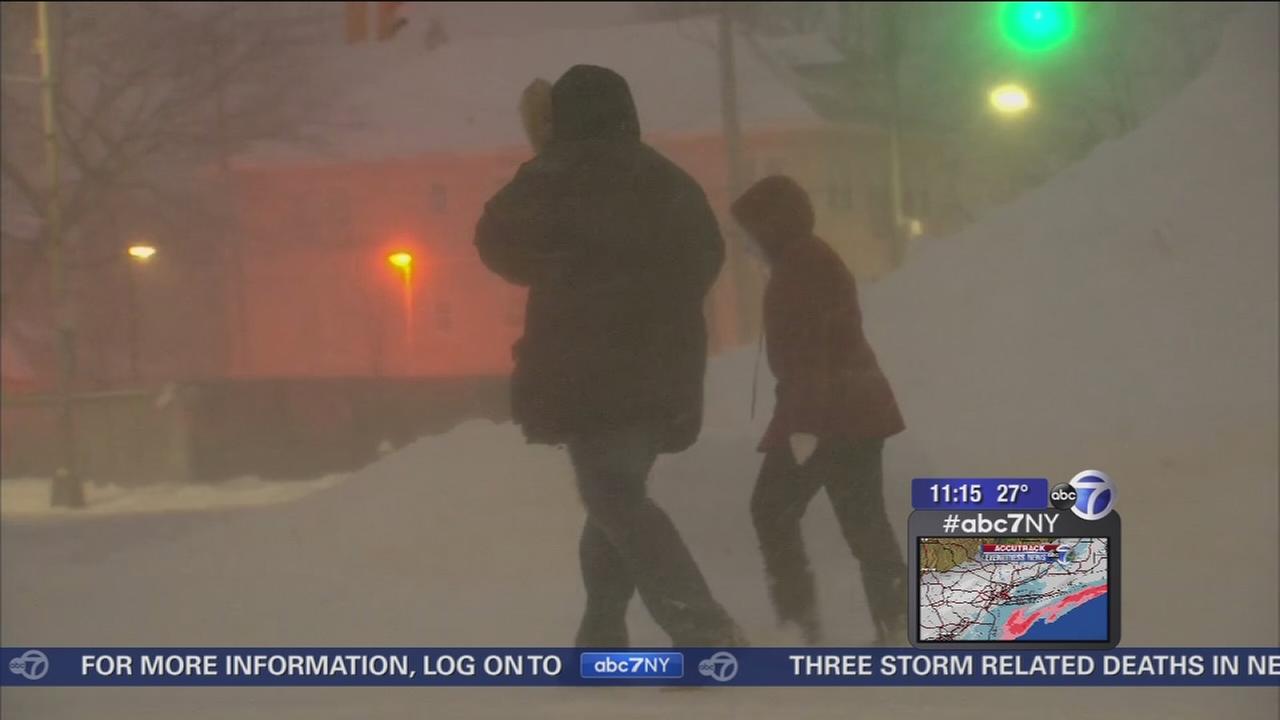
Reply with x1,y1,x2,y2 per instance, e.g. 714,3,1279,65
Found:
0,475,346,520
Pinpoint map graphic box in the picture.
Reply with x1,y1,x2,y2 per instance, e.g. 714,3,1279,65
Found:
907,510,1122,650
919,537,1108,642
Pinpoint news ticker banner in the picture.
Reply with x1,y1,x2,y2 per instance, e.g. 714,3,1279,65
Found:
3,648,1277,687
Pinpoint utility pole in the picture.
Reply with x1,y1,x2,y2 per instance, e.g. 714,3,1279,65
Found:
882,2,909,269
208,19,250,376
36,1,85,508
126,260,140,380
718,7,748,200
717,4,756,343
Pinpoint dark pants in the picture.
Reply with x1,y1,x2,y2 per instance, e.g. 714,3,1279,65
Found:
750,437,906,640
568,426,737,647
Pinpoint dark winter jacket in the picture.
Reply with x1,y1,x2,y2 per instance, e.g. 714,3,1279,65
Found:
731,175,904,451
475,65,725,451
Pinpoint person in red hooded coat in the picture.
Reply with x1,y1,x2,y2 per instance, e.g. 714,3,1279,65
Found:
731,175,907,645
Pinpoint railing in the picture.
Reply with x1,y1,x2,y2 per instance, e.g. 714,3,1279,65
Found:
2,376,512,487
1,386,190,487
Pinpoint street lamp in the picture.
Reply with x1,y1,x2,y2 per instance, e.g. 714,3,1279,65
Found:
387,251,413,272
989,83,1033,115
127,243,157,261
386,251,414,349
124,242,157,380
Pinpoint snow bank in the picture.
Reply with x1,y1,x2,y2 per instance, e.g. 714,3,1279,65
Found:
858,3,1278,647
863,5,1278,470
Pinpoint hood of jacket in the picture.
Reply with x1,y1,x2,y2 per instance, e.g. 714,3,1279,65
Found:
551,64,641,144
730,175,816,262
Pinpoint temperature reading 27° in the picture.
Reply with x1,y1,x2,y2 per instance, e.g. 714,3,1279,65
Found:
911,478,1050,511
998,483,1030,504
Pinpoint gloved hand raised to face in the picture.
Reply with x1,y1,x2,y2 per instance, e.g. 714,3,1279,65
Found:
519,78,553,154
789,433,819,467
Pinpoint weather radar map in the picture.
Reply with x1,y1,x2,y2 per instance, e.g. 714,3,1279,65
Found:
918,537,1108,642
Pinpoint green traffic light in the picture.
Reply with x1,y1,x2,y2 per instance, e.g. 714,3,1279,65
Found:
999,2,1076,53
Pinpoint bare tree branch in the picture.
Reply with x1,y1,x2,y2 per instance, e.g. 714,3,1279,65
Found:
2,1,335,255
0,150,46,218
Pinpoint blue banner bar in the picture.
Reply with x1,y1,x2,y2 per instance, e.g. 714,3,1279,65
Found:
912,478,1050,510
3,648,1276,687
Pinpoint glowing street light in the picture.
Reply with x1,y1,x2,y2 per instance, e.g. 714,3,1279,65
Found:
127,244,157,262
989,83,1032,115
387,251,415,347
387,251,413,272
123,243,157,381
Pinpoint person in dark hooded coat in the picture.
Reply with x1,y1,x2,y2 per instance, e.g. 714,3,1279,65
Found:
731,174,907,646
475,65,740,647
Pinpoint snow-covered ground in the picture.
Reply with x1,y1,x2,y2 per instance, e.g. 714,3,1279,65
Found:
3,5,1277,719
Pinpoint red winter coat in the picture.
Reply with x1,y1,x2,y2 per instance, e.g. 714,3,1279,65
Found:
732,176,904,451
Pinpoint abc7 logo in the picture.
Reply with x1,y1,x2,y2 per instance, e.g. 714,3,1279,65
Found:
1050,483,1078,510
8,650,49,680
1052,470,1115,520
697,652,739,683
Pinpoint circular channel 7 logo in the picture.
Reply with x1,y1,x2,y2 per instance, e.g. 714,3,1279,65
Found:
1069,470,1115,520
697,652,739,683
8,650,49,680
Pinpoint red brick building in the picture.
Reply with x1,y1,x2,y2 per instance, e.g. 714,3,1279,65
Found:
224,19,938,381
3,19,945,390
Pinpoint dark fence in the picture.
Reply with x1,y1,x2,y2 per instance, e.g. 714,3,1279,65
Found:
0,388,190,486
0,376,510,485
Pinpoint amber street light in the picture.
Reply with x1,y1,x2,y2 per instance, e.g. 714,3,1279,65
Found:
127,243,158,261
387,251,415,348
387,251,413,271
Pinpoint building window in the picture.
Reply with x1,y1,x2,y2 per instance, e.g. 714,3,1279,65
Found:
435,300,453,332
430,183,448,214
